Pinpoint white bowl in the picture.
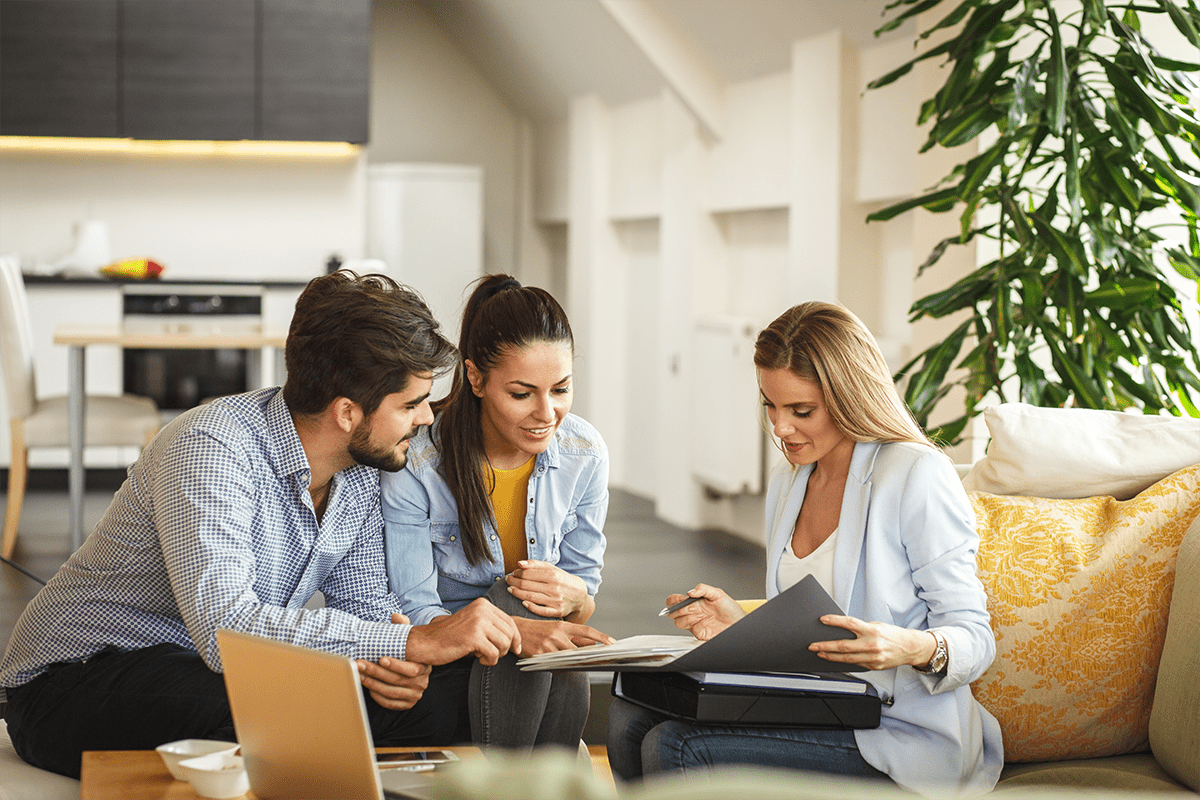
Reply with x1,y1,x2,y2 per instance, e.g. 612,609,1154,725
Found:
155,739,239,781
177,752,250,799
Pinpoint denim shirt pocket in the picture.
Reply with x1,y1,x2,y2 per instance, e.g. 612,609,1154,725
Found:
430,523,474,580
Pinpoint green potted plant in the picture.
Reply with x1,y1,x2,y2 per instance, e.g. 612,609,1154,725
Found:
868,0,1200,443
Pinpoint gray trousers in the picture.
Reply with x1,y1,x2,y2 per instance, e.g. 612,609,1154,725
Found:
470,579,590,750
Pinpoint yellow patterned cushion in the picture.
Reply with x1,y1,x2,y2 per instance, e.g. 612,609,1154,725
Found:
969,464,1200,763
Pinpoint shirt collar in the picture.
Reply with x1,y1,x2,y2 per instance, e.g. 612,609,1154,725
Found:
265,389,313,482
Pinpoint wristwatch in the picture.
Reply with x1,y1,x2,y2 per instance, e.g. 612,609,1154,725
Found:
914,630,948,675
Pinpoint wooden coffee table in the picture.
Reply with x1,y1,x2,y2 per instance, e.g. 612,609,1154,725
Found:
80,746,483,799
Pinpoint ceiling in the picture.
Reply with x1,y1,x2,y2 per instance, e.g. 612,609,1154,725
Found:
413,0,918,122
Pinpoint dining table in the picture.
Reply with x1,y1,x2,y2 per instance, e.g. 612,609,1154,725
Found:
53,323,288,550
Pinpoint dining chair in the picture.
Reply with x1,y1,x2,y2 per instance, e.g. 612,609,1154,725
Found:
0,257,162,559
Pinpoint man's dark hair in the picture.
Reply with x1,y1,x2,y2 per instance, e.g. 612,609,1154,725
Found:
283,271,456,417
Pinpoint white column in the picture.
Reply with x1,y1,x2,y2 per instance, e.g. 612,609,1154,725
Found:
789,31,849,305
567,95,629,483
652,91,708,528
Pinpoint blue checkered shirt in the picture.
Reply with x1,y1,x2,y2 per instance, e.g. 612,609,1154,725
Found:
0,388,411,700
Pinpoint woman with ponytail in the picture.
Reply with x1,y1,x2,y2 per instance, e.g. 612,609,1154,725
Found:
381,275,612,751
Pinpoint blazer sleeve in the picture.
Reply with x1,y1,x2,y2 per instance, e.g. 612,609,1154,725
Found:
897,450,994,691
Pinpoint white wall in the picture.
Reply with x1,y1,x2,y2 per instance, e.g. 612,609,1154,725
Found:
0,151,364,281
530,28,980,541
369,0,529,283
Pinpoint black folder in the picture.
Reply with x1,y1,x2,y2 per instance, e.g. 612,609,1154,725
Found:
519,575,862,675
650,575,858,674
612,670,882,728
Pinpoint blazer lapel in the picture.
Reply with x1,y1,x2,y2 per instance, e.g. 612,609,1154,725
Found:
765,463,810,598
833,441,881,610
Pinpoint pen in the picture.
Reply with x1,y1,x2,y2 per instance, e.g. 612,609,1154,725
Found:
658,596,703,616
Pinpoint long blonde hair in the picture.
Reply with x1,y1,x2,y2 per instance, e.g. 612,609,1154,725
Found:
754,302,934,448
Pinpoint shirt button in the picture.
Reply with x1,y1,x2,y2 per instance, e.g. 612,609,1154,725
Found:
528,538,535,545
449,535,456,541
490,534,497,541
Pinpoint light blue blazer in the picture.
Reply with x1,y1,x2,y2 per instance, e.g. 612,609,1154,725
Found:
764,440,1003,796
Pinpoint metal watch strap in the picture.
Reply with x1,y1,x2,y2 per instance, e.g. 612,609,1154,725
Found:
914,630,947,674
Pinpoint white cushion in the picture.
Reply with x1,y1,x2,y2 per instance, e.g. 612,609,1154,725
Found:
962,403,1200,500
0,719,80,800
21,394,161,449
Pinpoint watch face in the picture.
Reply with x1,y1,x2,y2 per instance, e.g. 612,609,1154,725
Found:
932,636,948,670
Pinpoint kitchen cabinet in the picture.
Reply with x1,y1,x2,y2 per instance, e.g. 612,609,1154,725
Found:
0,0,370,142
260,0,370,143
0,1,121,138
122,0,257,141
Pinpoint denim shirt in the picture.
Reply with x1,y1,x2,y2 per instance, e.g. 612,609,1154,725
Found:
380,413,608,624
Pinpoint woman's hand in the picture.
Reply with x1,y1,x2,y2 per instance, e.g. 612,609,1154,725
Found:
666,584,746,641
506,560,591,621
809,615,940,671
512,615,615,657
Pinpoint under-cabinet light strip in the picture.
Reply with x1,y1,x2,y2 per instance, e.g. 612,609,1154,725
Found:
0,136,361,159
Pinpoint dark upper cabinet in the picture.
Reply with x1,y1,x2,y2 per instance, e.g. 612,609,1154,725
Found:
122,0,257,140
0,0,370,142
0,1,121,137
260,0,370,143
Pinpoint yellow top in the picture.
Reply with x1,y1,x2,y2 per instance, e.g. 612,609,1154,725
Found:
489,457,535,573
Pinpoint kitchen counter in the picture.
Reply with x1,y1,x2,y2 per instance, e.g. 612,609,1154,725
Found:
21,273,311,289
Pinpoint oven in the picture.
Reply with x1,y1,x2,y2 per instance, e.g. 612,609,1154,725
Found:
122,284,264,414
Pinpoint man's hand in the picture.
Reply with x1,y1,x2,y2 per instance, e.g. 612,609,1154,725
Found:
512,616,615,657
404,598,521,666
355,657,430,711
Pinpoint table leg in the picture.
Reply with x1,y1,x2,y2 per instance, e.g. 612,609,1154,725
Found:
67,343,86,551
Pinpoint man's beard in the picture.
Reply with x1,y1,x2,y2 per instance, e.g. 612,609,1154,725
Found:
348,421,412,472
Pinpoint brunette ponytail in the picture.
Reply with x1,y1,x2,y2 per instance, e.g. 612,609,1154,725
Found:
433,275,573,565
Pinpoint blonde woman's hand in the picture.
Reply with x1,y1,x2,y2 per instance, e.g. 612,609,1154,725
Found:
666,584,745,641
808,615,940,671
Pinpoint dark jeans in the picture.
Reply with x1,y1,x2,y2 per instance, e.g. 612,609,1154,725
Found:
607,697,892,783
468,579,589,750
5,641,463,779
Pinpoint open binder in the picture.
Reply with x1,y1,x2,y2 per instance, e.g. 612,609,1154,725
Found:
518,575,860,675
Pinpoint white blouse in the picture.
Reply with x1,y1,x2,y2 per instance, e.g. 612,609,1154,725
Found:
776,529,837,597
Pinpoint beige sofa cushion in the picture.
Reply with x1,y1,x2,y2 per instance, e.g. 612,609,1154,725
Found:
0,720,80,800
962,404,1200,501
969,465,1200,762
1149,512,1200,791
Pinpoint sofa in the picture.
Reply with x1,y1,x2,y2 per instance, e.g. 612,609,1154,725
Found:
1,404,1198,799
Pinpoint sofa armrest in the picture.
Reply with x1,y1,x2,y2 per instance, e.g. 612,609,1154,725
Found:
1148,512,1200,792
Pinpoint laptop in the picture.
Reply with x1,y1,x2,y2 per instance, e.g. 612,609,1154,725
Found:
216,628,442,800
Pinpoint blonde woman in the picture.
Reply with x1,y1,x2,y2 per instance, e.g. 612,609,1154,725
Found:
608,302,1003,796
